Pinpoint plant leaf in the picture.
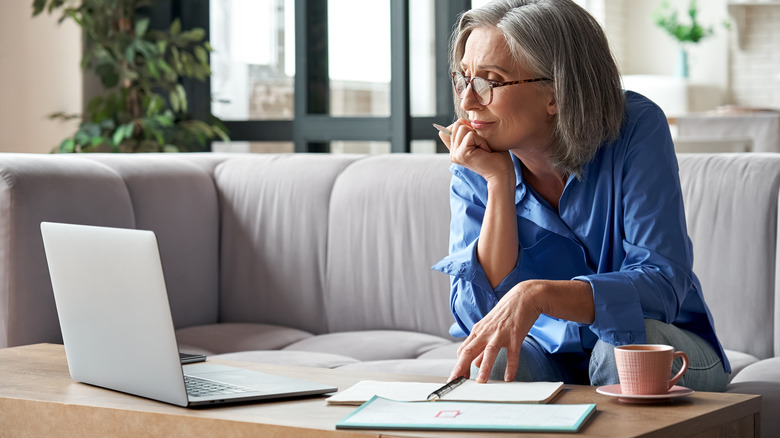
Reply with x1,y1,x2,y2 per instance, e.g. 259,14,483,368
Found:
135,17,150,37
59,138,75,153
170,18,181,36
169,90,180,112
176,84,188,113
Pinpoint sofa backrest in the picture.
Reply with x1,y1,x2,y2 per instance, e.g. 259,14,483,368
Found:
324,154,453,338
213,154,455,338
0,154,223,348
2,152,779,358
80,155,223,332
214,154,361,335
678,153,780,359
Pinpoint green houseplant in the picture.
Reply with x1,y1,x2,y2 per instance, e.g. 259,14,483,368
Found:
653,0,717,78
33,0,228,153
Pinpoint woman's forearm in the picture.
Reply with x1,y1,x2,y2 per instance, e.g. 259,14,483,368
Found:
529,279,595,324
477,176,519,289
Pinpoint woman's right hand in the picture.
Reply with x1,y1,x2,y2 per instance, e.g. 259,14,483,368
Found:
438,119,513,184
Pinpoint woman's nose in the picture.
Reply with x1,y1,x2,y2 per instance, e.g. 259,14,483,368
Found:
459,83,483,112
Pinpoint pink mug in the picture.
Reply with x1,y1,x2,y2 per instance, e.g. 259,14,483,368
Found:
614,344,689,395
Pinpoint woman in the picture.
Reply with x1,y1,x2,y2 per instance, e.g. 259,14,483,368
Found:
432,0,730,391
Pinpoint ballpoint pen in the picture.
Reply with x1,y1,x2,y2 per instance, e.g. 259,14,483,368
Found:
427,376,467,401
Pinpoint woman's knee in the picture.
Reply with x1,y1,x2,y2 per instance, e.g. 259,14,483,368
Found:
588,339,618,386
593,319,728,392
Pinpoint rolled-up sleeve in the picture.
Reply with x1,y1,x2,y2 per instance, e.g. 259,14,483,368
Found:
431,165,523,337
575,105,696,346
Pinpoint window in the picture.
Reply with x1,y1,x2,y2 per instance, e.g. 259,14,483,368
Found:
179,0,471,153
210,0,295,121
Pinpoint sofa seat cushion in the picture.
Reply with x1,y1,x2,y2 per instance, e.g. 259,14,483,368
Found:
282,330,453,361
175,323,313,354
208,350,360,369
724,349,760,382
417,342,460,359
336,359,455,377
730,357,780,383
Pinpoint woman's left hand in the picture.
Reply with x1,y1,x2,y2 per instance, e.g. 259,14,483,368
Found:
449,281,543,383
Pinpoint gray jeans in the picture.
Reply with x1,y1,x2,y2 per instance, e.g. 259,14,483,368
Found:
474,319,730,391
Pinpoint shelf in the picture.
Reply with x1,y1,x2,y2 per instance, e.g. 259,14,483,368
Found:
727,1,780,49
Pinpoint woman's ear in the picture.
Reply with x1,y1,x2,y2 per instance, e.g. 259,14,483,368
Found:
546,93,558,116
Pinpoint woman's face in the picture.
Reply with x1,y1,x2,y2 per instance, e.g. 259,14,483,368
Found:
458,26,557,152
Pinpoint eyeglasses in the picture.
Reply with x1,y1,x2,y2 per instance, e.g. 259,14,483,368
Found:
451,71,551,106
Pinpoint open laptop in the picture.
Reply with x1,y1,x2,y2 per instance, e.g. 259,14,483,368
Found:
40,221,337,407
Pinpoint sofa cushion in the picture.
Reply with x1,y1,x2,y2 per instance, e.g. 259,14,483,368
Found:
324,154,455,337
214,154,360,334
175,323,313,354
336,359,455,377
724,349,760,382
678,153,780,359
282,330,453,361
417,342,460,359
209,350,359,369
0,155,136,348
730,357,780,383
84,155,222,330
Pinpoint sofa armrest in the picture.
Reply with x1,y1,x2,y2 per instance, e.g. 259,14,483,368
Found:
0,155,135,348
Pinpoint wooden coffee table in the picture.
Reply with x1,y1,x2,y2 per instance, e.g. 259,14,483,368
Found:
0,344,760,437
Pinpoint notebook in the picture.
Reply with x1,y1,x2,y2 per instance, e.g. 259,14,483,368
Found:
336,396,596,432
40,222,337,407
326,379,563,405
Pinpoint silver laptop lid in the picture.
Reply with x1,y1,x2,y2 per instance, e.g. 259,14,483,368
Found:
41,222,189,406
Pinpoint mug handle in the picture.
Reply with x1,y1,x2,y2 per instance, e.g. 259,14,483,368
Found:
668,351,689,390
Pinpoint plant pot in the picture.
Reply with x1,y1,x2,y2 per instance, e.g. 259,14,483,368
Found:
677,47,689,79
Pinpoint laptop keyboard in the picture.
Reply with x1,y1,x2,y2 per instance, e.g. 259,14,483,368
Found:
184,375,256,397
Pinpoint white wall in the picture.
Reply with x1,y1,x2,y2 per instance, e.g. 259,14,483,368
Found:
0,2,82,153
730,4,780,109
620,0,730,111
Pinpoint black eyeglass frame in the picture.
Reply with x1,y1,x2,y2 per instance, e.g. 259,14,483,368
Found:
451,71,551,106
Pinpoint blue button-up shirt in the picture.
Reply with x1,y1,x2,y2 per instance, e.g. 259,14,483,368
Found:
432,91,729,372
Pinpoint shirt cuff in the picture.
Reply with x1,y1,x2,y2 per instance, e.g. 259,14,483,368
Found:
573,272,646,346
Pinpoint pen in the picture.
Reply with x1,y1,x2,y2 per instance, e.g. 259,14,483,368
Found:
427,376,466,401
432,123,451,136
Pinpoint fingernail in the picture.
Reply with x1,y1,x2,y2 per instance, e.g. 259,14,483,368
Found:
432,123,451,136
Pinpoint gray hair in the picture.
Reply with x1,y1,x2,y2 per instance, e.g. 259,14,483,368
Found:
451,0,624,176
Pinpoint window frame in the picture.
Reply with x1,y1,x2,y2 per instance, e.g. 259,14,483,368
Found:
177,0,469,153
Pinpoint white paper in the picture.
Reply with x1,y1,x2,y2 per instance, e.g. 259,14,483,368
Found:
326,379,563,405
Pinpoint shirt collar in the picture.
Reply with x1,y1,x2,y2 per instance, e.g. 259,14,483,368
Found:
511,153,526,204
511,152,580,241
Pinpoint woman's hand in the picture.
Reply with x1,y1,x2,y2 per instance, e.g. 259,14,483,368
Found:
438,119,513,184
448,280,595,383
448,281,543,383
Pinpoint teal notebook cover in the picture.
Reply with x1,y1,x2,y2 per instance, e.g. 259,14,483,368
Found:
336,396,596,432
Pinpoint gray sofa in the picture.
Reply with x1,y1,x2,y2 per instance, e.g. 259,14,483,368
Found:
0,152,778,435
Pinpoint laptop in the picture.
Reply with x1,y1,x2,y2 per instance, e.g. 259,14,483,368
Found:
40,221,337,407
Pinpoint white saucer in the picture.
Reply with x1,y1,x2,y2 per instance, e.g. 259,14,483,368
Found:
596,384,694,404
